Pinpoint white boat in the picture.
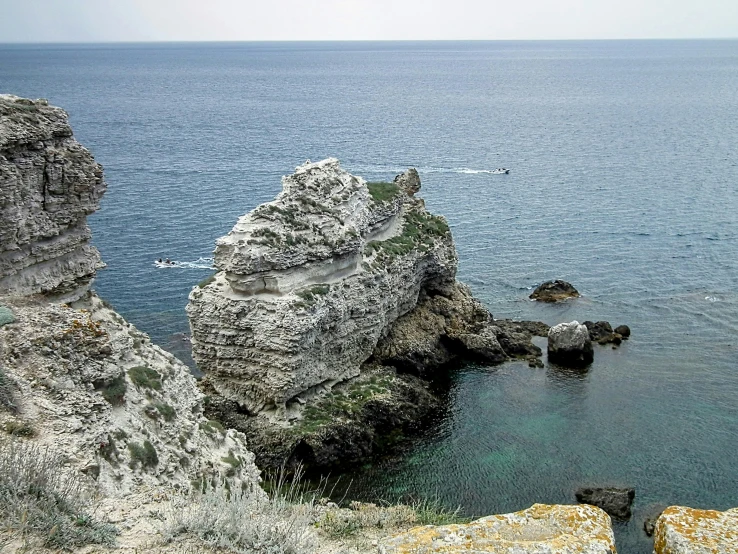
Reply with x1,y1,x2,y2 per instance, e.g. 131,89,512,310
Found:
491,168,510,175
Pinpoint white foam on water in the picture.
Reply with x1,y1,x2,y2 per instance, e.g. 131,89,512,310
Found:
154,257,214,270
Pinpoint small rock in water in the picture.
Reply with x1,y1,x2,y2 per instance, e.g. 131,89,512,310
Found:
548,321,594,368
614,324,631,338
529,280,580,302
575,486,635,520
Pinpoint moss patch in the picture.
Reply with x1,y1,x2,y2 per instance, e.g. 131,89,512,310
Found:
365,208,450,266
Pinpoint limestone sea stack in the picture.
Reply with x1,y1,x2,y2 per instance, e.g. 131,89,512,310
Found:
187,159,459,415
0,95,106,301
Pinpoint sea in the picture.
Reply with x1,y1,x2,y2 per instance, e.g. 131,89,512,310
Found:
2,40,737,552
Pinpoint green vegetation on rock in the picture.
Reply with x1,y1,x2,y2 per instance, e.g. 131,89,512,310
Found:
154,402,176,422
128,440,158,469
295,284,330,306
367,182,401,203
0,440,118,549
364,208,451,266
0,305,15,327
295,375,391,434
100,374,127,406
127,365,162,390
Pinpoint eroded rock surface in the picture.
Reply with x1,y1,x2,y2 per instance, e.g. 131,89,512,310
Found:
379,503,616,554
654,506,738,554
0,95,106,301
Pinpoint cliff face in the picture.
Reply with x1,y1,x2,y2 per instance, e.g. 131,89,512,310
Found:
187,159,458,414
0,96,260,500
0,95,106,301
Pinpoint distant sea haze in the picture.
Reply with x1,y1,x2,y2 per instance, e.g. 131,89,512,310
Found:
2,40,737,553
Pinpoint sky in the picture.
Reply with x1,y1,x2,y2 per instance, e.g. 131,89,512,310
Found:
0,0,736,42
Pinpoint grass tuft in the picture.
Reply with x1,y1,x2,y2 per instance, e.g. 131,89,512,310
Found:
0,440,117,549
0,366,17,413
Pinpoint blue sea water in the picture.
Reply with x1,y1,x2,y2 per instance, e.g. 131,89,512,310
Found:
2,40,738,552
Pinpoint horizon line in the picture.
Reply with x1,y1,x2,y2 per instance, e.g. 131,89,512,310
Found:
2,37,737,46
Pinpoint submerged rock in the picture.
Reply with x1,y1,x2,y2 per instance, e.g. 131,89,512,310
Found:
0,95,107,302
548,321,594,368
575,486,635,520
379,503,616,554
654,506,738,554
530,279,580,302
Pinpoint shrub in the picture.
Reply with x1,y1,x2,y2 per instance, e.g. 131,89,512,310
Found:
367,182,401,203
5,420,37,438
127,365,162,390
155,402,176,422
128,440,158,469
0,440,117,549
0,367,17,413
0,305,15,327
100,375,127,406
163,468,318,554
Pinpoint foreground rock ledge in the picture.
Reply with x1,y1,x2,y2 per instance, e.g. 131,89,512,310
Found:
379,503,616,554
654,506,738,554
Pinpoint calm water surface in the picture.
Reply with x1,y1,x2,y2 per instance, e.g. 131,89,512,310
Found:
2,40,737,552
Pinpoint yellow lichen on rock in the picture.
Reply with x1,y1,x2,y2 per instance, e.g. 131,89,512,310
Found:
378,503,616,554
654,506,738,554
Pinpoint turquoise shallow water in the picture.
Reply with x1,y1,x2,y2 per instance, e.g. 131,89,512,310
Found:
2,40,737,552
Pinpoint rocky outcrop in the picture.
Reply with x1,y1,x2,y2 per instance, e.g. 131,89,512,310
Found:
654,506,738,554
203,365,442,473
188,159,541,417
575,486,635,520
0,96,261,506
379,503,616,554
548,321,594,368
530,279,580,302
0,95,106,302
0,293,260,497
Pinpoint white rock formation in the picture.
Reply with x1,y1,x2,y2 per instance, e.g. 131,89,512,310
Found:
654,506,738,554
187,159,458,414
548,320,594,367
0,96,261,498
0,95,106,302
379,503,616,554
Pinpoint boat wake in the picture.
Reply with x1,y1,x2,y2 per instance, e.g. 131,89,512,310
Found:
154,257,214,270
350,164,511,176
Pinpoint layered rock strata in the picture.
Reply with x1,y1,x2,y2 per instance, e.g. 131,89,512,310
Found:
188,159,539,416
0,95,106,301
379,503,617,554
654,506,738,554
0,96,261,504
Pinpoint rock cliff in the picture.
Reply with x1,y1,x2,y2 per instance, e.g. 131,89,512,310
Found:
0,95,106,302
188,159,462,415
0,97,262,550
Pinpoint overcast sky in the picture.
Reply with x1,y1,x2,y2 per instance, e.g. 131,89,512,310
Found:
0,0,736,42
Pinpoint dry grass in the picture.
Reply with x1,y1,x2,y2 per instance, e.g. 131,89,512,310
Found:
0,439,117,551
